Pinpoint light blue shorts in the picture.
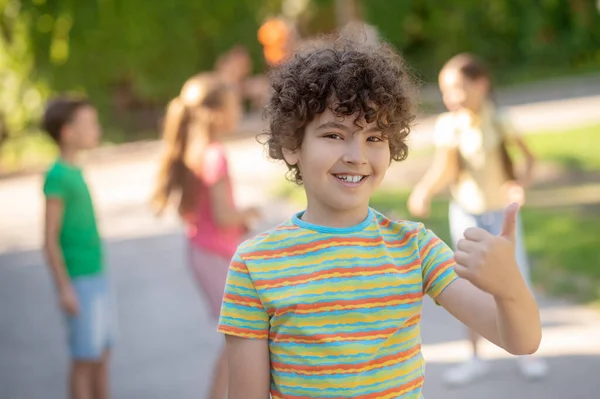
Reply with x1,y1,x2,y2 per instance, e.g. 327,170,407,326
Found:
449,202,531,285
66,274,117,360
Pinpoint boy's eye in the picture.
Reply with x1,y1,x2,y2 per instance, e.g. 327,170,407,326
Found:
367,135,384,142
324,133,343,140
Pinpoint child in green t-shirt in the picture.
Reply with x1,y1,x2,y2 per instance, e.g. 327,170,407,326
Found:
42,96,115,399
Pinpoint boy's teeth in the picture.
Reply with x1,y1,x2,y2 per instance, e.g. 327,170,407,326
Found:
337,174,362,183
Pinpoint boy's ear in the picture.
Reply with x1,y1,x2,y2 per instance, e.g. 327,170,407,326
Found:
282,147,299,166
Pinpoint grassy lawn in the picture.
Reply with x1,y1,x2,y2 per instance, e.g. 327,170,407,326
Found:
515,123,600,171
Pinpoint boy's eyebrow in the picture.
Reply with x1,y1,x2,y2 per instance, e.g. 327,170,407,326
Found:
316,121,351,132
365,126,383,133
316,121,382,133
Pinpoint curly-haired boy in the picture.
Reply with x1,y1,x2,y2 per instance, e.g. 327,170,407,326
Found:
218,36,541,399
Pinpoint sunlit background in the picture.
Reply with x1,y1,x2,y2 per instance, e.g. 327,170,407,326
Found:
1,0,599,398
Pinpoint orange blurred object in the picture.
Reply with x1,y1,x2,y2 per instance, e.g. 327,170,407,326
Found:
258,18,292,65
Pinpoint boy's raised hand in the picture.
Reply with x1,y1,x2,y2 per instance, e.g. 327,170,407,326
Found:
453,203,526,298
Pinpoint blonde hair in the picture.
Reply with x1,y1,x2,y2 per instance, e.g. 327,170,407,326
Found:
152,73,229,217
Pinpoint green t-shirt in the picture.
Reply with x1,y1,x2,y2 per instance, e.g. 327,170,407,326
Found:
43,159,103,277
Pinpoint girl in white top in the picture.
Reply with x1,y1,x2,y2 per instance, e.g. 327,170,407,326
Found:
408,53,548,386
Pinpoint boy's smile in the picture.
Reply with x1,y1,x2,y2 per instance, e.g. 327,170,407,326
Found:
283,108,390,227
332,173,368,185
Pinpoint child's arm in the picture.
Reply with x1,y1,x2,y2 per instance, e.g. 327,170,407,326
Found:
209,179,260,228
436,203,541,354
498,111,536,187
511,135,536,186
408,146,458,217
200,146,260,229
438,278,539,354
44,198,79,315
225,336,271,399
219,253,271,397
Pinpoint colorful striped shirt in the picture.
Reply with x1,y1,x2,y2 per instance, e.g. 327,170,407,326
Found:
218,208,458,398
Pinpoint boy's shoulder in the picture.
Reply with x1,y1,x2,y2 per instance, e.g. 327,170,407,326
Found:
236,218,300,257
370,208,425,238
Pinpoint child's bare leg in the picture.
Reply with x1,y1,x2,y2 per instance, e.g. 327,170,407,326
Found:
70,360,94,399
92,349,110,399
207,347,228,399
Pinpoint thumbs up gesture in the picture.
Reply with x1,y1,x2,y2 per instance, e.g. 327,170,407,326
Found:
453,203,525,298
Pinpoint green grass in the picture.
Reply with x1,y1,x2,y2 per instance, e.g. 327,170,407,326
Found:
405,123,600,171
406,123,600,173
369,189,600,303
524,124,600,171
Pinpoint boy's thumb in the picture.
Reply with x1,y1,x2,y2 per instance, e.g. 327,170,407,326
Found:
500,202,519,242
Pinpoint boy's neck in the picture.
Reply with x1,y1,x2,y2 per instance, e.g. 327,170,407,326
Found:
301,204,370,229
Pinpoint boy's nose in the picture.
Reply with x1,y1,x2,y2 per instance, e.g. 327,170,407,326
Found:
342,139,367,165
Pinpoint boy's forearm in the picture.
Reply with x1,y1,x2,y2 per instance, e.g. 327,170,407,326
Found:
437,279,541,355
44,242,71,290
494,282,542,355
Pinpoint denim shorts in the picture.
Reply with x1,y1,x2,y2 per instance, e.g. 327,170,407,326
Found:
66,274,117,360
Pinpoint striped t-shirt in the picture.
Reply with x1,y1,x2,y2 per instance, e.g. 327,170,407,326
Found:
218,208,458,399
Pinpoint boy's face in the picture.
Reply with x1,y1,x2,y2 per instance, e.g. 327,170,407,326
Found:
62,106,102,150
283,108,390,222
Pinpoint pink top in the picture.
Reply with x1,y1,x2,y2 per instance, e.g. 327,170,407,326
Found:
186,143,243,260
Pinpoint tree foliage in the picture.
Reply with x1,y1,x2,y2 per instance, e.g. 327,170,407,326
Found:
361,0,600,82
0,0,48,146
21,0,281,112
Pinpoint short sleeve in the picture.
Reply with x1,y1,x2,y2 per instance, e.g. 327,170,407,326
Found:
218,252,270,339
419,225,459,299
43,169,65,199
200,145,228,186
432,113,458,148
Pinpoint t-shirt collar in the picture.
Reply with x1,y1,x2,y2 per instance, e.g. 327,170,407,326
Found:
292,208,375,234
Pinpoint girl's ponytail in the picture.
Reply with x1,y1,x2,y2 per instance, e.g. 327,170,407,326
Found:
152,96,193,215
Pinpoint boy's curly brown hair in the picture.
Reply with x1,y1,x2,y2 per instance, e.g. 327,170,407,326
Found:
262,35,417,185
